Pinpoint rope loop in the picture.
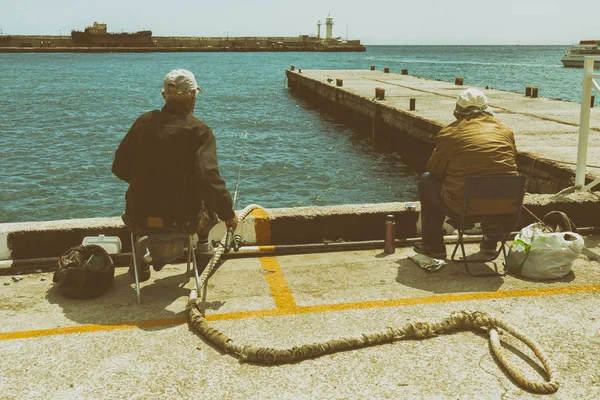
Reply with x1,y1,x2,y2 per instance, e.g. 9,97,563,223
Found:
488,321,559,394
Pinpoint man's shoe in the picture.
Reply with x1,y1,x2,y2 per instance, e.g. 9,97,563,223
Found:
479,238,498,256
413,242,447,259
128,257,151,282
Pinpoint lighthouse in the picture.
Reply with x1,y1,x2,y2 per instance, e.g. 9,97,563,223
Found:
325,14,333,39
317,20,322,39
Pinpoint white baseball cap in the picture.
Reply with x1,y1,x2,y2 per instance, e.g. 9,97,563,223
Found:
456,88,488,109
455,88,493,116
163,69,202,94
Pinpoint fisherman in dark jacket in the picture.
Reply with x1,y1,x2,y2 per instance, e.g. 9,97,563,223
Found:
112,69,237,281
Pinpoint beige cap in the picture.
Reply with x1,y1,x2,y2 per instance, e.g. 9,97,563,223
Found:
163,69,202,94
456,88,488,109
455,88,493,116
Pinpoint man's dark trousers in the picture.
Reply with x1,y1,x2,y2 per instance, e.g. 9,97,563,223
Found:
418,172,450,253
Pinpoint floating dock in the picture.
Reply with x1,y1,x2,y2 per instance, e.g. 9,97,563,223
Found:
286,68,600,194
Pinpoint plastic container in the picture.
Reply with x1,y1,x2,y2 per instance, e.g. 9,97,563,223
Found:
82,234,122,254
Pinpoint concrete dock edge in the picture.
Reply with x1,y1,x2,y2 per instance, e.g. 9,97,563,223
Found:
1,193,598,265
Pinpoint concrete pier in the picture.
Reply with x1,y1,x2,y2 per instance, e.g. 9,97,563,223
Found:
286,68,600,194
1,238,600,398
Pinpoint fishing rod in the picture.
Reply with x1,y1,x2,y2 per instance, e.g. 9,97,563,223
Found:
224,130,247,253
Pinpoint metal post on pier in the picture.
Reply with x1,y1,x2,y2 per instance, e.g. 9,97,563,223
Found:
575,56,600,190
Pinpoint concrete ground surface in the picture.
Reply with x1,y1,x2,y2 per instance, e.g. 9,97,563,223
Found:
1,237,600,399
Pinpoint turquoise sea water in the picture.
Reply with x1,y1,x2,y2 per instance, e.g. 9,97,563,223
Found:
0,45,580,223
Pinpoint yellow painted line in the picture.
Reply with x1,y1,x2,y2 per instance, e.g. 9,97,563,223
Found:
206,283,600,321
259,256,297,310
252,208,271,246
0,317,186,341
2,284,600,341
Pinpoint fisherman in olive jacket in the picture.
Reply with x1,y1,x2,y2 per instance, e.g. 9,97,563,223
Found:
414,88,518,259
112,69,238,281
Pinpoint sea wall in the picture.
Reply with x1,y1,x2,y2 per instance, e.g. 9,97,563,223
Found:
0,35,365,52
1,193,598,267
0,35,72,48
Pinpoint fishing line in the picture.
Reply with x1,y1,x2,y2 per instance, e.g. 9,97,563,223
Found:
225,130,248,252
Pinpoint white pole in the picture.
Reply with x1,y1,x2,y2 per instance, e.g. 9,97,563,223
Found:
575,58,594,188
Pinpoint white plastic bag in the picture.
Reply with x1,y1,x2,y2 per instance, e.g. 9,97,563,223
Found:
507,223,584,279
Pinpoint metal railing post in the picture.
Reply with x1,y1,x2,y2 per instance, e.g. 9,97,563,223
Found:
575,57,594,188
575,58,595,188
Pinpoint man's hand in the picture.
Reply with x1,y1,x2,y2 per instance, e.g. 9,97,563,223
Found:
226,216,239,231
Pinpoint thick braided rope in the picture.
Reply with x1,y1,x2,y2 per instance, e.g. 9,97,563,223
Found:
188,203,264,358
489,324,559,394
195,204,263,291
187,205,558,394
187,298,558,393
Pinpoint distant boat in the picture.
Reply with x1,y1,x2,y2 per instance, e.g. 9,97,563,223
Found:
561,40,600,68
71,22,152,47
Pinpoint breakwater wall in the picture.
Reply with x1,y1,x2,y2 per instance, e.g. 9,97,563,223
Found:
1,193,598,267
0,35,365,52
286,68,600,194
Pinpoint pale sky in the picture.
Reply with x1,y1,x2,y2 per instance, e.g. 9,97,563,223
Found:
0,0,598,45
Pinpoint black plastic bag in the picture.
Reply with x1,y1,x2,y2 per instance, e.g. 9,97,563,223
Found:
53,244,115,299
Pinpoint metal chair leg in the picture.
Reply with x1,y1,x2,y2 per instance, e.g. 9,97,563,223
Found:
452,229,510,277
130,233,141,304
459,234,473,275
191,242,202,293
451,230,464,261
185,235,192,282
500,235,511,275
464,241,508,277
